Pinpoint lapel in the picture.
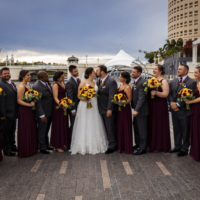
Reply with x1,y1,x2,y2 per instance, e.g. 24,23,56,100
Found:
3,79,16,93
99,75,109,91
38,80,52,93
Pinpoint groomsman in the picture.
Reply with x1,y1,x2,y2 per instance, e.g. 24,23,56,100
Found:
96,65,118,154
0,67,18,156
131,66,149,155
66,65,80,142
32,71,54,154
169,64,196,156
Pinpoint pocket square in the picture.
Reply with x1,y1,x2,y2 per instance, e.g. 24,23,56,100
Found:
134,88,137,90
102,86,106,88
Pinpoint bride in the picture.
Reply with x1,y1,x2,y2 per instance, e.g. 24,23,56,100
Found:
70,67,108,155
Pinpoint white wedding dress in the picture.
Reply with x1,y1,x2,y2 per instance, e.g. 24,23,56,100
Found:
70,81,108,155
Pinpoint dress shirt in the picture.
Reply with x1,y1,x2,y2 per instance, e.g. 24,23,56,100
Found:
134,76,141,84
101,75,109,83
7,80,16,91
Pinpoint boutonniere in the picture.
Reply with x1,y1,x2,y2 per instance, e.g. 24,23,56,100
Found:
133,82,137,88
180,80,186,87
101,82,106,87
12,82,16,87
48,80,52,86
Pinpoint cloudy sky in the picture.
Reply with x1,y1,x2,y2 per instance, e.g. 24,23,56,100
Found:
0,0,168,64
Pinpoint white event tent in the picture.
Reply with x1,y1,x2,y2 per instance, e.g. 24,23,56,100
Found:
105,50,135,68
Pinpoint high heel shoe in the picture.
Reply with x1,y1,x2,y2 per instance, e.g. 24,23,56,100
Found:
56,148,64,153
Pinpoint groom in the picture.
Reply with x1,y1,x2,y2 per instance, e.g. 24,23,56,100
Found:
96,65,118,154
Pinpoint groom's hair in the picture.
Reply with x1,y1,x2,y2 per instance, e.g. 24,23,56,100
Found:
133,66,142,73
69,65,77,73
180,64,189,72
98,65,107,74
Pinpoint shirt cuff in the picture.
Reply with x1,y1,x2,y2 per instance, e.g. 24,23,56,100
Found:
71,110,76,113
40,115,45,118
176,103,180,107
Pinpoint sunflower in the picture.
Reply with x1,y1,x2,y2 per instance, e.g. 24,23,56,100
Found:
83,86,89,91
63,97,68,100
87,93,93,99
93,91,96,95
62,100,67,104
25,91,29,94
68,99,72,104
82,93,87,97
118,93,123,98
34,91,39,96
88,89,94,93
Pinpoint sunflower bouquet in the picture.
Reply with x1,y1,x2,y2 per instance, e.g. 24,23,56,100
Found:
111,93,129,111
80,86,98,109
177,88,194,110
142,78,162,99
21,89,42,110
56,97,75,115
0,87,6,96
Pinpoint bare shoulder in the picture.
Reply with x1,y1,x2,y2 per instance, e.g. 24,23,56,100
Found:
17,84,25,92
52,83,58,89
79,81,86,88
162,79,169,85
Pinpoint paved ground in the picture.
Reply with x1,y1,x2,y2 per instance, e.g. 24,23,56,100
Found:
1,144,200,200
0,121,200,200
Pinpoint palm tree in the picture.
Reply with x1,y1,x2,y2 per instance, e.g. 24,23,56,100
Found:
163,39,171,51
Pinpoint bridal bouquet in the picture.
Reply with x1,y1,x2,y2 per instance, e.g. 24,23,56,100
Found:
80,86,98,109
177,88,194,110
21,89,42,110
142,78,162,98
0,87,6,96
111,93,128,111
56,97,75,115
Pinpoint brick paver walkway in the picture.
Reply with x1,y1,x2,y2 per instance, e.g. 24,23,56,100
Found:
1,148,200,200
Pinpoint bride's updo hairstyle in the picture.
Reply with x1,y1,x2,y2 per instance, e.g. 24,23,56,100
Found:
84,67,94,79
121,71,131,84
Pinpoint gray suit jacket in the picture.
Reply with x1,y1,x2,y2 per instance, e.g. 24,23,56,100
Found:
168,76,196,117
65,77,80,112
32,80,54,118
97,75,118,115
131,77,149,117
0,78,18,120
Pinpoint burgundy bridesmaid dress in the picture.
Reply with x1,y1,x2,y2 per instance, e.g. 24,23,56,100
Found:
0,127,3,161
148,79,171,153
190,88,200,162
18,87,38,157
116,89,133,154
50,83,70,149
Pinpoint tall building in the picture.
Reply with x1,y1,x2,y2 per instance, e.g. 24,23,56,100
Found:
168,0,200,43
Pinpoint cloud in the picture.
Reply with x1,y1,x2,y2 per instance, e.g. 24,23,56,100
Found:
0,0,168,62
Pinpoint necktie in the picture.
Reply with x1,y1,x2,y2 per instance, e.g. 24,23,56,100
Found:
9,83,16,91
77,79,80,85
46,83,51,92
179,77,183,86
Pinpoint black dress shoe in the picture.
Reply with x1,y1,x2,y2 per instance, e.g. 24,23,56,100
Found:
177,151,188,157
105,148,115,154
11,147,18,152
169,148,180,153
133,150,146,155
40,150,50,154
46,146,54,151
4,152,16,156
133,145,139,150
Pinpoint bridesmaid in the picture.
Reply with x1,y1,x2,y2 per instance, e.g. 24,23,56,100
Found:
50,71,70,152
148,65,171,153
17,70,38,157
186,66,200,162
116,71,133,154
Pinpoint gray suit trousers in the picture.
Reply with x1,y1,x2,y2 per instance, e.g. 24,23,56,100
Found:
133,116,148,151
101,112,117,150
172,113,190,152
37,116,52,150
